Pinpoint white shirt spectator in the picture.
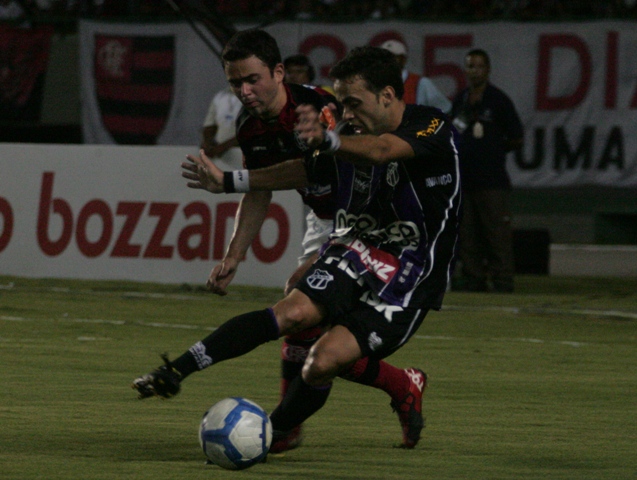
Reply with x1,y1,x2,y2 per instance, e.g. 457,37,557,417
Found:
405,70,452,114
201,87,244,170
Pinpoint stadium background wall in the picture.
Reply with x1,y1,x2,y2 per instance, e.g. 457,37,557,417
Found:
1,20,635,281
0,143,304,286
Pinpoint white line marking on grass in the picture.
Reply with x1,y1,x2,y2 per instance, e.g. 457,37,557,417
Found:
72,318,126,325
122,292,203,301
413,334,586,347
135,321,214,330
4,284,636,320
442,305,637,321
2,315,586,347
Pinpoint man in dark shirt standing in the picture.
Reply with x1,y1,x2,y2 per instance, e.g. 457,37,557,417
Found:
451,49,523,293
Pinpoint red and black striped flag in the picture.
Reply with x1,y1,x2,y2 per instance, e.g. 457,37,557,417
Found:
0,25,53,122
94,35,174,145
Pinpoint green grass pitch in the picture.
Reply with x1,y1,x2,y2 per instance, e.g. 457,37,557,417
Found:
0,275,636,479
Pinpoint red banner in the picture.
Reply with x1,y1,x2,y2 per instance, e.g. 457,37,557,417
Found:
0,25,53,121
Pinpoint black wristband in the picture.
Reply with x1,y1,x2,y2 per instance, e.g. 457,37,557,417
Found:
223,171,235,193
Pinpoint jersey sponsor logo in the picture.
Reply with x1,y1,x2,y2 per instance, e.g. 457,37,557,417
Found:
386,162,399,187
301,183,332,197
334,210,420,250
367,331,383,351
306,269,334,290
425,173,453,188
344,238,399,282
416,117,443,138
397,261,414,284
334,211,377,235
189,341,213,369
360,290,404,322
324,255,364,283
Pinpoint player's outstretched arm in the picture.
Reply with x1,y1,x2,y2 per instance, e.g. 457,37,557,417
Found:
221,159,310,193
182,150,308,194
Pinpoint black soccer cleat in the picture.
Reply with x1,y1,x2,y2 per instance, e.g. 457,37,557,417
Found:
132,353,182,400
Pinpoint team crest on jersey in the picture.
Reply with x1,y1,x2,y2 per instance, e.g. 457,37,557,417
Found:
416,117,443,138
386,162,399,187
306,269,334,290
353,169,372,193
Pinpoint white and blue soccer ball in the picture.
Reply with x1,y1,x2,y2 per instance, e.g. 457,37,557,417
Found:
199,397,272,470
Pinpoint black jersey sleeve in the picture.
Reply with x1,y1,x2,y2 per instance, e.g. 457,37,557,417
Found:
392,105,454,160
304,150,337,185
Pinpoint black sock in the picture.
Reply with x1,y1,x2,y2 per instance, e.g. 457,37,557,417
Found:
269,375,331,432
281,359,304,387
171,308,279,378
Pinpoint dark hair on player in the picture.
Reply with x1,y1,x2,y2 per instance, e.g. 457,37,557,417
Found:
222,28,282,72
329,46,404,100
283,54,316,83
466,48,491,68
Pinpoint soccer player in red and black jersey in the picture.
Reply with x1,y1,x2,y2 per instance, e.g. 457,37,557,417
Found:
144,29,428,450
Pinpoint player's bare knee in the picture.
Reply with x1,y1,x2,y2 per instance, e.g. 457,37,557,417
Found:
302,345,339,386
272,291,323,335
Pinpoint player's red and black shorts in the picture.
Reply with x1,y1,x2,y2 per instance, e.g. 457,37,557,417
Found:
295,255,428,359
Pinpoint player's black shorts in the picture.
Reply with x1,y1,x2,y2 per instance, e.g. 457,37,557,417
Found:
295,255,428,359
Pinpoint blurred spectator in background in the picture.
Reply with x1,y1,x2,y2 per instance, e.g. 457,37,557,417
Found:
451,48,523,293
200,85,243,170
369,0,400,18
14,0,636,21
284,53,335,93
0,0,30,26
380,39,451,113
284,54,316,85
293,0,315,19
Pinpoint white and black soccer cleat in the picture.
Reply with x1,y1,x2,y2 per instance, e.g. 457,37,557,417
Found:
132,353,182,400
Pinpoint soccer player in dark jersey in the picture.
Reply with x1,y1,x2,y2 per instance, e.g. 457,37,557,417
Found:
135,42,460,451
139,29,427,450
193,46,461,441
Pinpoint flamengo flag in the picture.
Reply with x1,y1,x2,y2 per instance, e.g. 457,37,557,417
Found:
94,35,175,144
0,25,53,122
80,20,227,146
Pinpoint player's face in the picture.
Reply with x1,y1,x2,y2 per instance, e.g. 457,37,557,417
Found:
464,54,490,89
225,55,285,119
334,75,388,135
